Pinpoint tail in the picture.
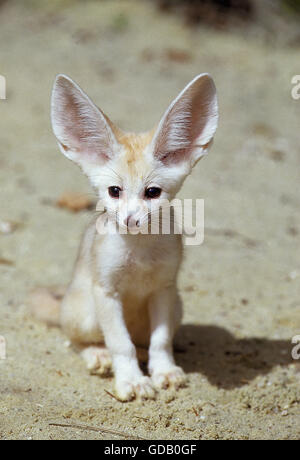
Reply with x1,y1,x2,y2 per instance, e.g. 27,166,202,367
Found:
27,286,66,327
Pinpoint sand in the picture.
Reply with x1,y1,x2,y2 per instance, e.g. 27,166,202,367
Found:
0,0,299,440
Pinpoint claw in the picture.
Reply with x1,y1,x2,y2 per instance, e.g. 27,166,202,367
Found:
115,376,156,401
151,366,187,390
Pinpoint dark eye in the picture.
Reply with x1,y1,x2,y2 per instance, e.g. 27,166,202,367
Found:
145,187,162,199
108,186,121,198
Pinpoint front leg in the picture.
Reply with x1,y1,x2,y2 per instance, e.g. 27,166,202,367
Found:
93,285,155,401
148,286,187,390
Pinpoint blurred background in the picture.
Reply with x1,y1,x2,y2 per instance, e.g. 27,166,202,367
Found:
0,0,299,440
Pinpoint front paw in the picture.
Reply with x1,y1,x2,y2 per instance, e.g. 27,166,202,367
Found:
115,375,156,402
151,366,187,390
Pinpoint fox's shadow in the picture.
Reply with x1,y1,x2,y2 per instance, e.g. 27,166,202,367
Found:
174,324,294,389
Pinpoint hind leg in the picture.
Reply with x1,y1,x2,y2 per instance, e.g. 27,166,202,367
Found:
80,346,112,375
60,283,102,344
62,288,112,375
60,277,113,375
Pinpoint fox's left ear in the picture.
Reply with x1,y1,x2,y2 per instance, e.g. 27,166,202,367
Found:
151,73,218,168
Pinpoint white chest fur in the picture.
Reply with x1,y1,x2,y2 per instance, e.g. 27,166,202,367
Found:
94,232,182,301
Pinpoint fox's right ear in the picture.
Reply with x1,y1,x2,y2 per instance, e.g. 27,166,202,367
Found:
51,75,120,172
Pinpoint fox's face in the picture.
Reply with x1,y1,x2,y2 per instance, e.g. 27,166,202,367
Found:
51,74,218,232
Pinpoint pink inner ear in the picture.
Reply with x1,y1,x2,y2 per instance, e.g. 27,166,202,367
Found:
52,76,116,163
152,74,217,165
159,148,191,165
152,91,195,164
62,94,105,156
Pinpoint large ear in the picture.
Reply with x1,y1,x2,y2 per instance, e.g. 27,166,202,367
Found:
151,73,218,167
51,74,120,171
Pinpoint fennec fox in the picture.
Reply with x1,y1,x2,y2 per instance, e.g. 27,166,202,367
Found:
50,73,218,401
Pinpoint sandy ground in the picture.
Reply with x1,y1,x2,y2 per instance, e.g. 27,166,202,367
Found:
0,0,299,440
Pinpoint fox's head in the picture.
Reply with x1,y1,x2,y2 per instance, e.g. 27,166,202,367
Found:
51,74,218,233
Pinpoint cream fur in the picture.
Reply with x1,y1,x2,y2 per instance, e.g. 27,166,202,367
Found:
50,73,218,401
